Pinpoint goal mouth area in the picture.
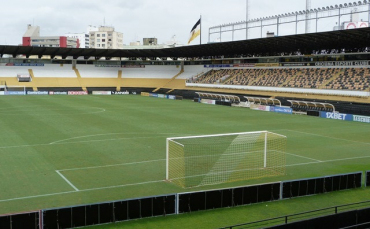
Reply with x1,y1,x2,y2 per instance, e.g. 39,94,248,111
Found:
166,166,286,189
166,131,287,188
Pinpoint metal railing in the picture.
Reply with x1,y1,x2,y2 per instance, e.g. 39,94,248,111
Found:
221,200,370,229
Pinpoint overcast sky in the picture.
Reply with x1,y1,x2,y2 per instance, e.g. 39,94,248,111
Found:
0,0,368,46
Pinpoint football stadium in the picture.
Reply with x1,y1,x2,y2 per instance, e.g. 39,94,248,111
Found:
1,2,370,229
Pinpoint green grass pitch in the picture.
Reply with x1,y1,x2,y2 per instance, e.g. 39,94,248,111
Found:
0,95,369,228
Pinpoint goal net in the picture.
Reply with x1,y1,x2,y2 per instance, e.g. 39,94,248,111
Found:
166,131,286,188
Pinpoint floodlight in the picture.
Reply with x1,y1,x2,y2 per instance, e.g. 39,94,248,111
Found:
335,5,339,8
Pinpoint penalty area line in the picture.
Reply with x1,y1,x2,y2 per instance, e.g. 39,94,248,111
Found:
285,152,322,162
56,170,79,191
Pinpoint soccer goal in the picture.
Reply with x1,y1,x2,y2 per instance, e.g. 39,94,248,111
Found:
166,131,286,188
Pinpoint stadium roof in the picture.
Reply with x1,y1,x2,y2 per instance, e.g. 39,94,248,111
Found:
0,27,369,59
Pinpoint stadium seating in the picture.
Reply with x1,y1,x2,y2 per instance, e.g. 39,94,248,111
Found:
324,68,370,91
191,67,370,91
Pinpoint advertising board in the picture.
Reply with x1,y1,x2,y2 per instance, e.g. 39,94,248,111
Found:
250,104,270,111
68,91,88,95
122,65,145,68
320,112,353,121
5,91,26,95
95,65,121,68
204,64,233,68
5,63,44,67
149,93,158,98
27,91,48,95
112,91,130,95
92,91,112,95
49,91,68,95
200,99,216,105
353,115,370,124
270,106,293,114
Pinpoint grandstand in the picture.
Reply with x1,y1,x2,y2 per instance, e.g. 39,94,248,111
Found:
0,24,370,229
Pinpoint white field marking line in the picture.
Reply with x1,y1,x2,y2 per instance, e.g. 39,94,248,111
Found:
60,149,289,172
1,154,370,203
0,180,164,203
0,135,172,150
0,106,106,116
59,159,166,172
50,136,164,146
285,155,370,167
282,129,370,146
49,132,181,145
55,170,79,191
285,152,322,162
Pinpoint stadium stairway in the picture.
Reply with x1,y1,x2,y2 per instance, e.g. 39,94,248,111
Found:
73,67,87,91
152,69,184,92
250,70,268,86
27,69,38,91
166,89,175,94
23,69,38,91
116,70,122,91
319,69,342,89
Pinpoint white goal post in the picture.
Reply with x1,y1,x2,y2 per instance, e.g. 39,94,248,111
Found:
166,131,286,188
